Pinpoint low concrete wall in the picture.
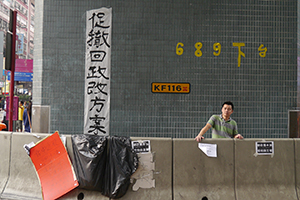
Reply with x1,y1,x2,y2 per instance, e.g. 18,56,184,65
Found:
1,132,49,200
294,139,300,199
235,139,298,200
1,132,300,200
59,134,109,200
123,137,172,200
0,131,11,196
173,139,235,200
61,136,172,200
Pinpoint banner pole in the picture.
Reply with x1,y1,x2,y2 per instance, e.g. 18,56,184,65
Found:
8,10,17,131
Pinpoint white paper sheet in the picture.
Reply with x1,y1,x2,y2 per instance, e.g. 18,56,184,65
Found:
198,143,217,157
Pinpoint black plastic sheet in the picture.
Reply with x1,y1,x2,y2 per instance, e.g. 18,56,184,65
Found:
71,135,138,199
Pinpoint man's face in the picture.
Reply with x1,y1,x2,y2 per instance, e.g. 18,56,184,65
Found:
222,104,233,118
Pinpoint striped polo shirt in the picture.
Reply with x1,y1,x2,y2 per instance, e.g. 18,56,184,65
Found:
207,115,238,138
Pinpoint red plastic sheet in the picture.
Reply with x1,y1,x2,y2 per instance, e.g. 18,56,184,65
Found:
30,131,78,200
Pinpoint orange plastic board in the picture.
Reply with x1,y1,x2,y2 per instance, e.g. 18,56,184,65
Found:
30,132,79,200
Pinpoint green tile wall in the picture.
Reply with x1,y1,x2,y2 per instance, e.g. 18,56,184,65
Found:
33,0,297,138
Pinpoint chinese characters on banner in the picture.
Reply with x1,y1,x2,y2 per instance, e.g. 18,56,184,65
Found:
84,8,112,135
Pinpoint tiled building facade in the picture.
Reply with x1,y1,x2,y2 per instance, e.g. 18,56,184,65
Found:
33,0,297,138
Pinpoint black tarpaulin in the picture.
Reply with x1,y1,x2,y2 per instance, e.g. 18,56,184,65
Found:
71,135,138,199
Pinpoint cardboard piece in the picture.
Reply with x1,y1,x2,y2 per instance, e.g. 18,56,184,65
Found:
29,132,78,200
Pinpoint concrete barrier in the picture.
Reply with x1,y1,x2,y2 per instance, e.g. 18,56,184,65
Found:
2,132,300,200
60,136,172,200
235,139,298,200
1,132,50,200
58,134,109,200
122,137,172,200
0,131,12,196
0,132,109,200
173,139,235,200
294,139,300,199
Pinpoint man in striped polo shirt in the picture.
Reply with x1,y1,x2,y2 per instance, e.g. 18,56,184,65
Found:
195,101,243,142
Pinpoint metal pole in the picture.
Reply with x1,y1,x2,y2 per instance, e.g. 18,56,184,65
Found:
8,11,16,131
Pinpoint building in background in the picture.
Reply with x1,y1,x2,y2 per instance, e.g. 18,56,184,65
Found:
0,0,34,59
0,0,34,96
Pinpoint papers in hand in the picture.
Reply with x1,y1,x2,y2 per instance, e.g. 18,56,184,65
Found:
198,143,217,157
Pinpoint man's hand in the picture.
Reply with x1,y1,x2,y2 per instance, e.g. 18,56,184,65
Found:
234,134,244,139
195,123,211,142
195,135,204,142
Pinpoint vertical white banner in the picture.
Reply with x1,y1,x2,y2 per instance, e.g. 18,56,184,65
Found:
84,8,112,135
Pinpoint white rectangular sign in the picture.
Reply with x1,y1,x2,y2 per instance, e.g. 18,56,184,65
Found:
198,143,217,157
132,140,151,153
255,141,274,155
84,7,112,135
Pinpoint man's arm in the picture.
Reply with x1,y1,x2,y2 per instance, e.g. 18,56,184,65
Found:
195,123,212,142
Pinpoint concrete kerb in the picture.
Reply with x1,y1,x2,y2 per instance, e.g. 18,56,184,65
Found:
173,138,235,200
235,139,298,200
1,132,50,200
0,131,12,197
